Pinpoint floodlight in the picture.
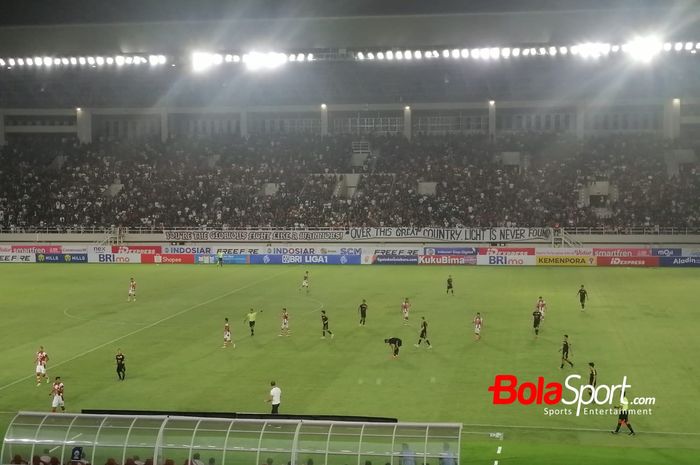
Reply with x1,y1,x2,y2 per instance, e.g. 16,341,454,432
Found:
356,52,364,60
76,107,81,111
442,49,450,58
106,57,114,65
480,48,490,59
431,50,439,58
53,58,61,65
522,48,531,56
685,42,694,51
243,51,288,71
79,57,87,65
624,36,662,62
96,56,105,65
512,48,521,57
34,56,42,65
192,52,213,72
529,47,537,56
611,45,620,53
124,56,132,64
471,49,480,59
43,57,52,66
539,47,547,55
386,50,394,60
26,58,34,66
306,53,314,61
115,56,125,66
414,50,422,59
450,49,459,59
0,59,5,66
674,42,683,51
158,55,166,64
367,52,375,60
377,52,385,60
321,103,327,109
489,100,495,106
404,105,410,111
559,46,568,55
289,54,297,62
17,58,25,66
297,53,305,62
211,54,223,65
501,47,511,58
232,55,240,62
404,50,412,60
490,48,500,59
69,57,77,65
396,51,403,60
61,58,69,65
549,46,557,55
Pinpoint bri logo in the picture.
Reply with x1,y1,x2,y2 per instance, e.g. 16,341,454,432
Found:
487,374,632,416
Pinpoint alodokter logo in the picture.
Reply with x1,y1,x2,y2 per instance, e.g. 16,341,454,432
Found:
487,374,655,416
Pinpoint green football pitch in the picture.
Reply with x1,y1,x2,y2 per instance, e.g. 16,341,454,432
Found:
1,264,698,465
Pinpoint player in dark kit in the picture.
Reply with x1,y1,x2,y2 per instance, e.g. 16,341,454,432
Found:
532,309,543,337
385,337,402,358
446,275,454,295
321,310,334,339
115,349,126,380
358,299,368,326
414,317,432,348
559,334,574,368
577,285,588,310
587,362,597,396
612,391,636,435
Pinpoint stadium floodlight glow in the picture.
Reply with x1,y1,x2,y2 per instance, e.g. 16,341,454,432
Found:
43,57,52,66
431,50,439,58
33,56,42,66
211,54,223,65
53,58,61,65
611,44,620,53
490,47,500,59
96,56,105,65
106,57,114,65
451,49,459,59
460,49,469,58
386,50,394,60
489,100,495,106
242,51,288,71
624,36,663,63
559,46,568,55
404,50,412,60
442,49,450,58
26,58,33,66
78,57,87,65
404,105,410,111
367,52,375,60
548,46,557,56
0,58,5,66
296,53,305,62
124,56,132,65
192,51,214,72
158,55,166,64
115,55,125,66
69,57,77,65
321,103,327,109
674,42,683,51
306,53,314,61
396,50,404,60
289,53,297,62
539,47,547,55
17,58,25,66
61,58,69,65
529,47,537,56
512,47,521,57
414,50,422,59
225,54,234,62
480,48,490,59
685,42,694,51
501,47,511,58
522,48,531,56
377,52,384,60
471,48,480,59
356,52,364,60
232,54,240,63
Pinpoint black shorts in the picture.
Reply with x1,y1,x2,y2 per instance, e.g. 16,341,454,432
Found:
218,258,223,263
249,321,255,328
323,323,329,330
589,377,597,387
117,364,125,373
447,284,453,289
360,311,367,317
420,331,427,338
562,351,569,358
580,297,586,303
533,321,541,328
618,411,629,422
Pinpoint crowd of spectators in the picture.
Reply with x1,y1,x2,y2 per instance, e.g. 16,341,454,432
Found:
0,133,698,231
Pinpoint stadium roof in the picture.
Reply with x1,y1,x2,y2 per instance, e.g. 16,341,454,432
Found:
0,0,697,55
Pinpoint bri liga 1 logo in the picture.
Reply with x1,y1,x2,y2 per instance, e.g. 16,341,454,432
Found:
487,374,655,416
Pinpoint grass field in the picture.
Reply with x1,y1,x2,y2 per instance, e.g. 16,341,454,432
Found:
1,264,699,465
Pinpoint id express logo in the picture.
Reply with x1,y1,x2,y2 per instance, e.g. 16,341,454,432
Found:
488,374,637,416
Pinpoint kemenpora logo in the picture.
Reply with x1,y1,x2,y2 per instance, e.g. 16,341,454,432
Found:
487,374,655,416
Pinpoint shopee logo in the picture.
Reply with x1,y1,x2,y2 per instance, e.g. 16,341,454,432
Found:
488,374,633,415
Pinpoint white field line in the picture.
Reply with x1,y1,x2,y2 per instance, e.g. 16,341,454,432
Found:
0,270,291,392
462,423,700,436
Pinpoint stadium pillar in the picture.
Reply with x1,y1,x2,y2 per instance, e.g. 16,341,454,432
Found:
240,110,248,137
76,108,93,144
663,98,681,140
403,106,412,140
576,107,586,140
0,112,5,146
160,110,169,143
321,105,329,136
488,101,496,138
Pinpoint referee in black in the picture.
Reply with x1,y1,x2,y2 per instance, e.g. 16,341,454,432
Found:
532,308,543,337
559,335,574,369
587,362,597,397
115,349,126,380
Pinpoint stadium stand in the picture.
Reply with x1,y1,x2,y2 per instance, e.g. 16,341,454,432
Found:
1,133,698,231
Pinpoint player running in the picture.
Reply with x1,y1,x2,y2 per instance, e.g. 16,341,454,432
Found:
577,285,588,310
115,349,126,380
559,334,574,368
222,318,234,348
127,277,137,302
49,376,65,413
35,346,49,386
321,310,334,339
587,362,597,396
536,296,547,319
414,317,432,349
446,275,454,295
279,308,290,336
401,298,411,325
473,313,484,341
358,299,368,326
300,271,310,294
532,308,543,337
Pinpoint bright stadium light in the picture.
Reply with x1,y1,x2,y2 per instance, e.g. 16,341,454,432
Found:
367,52,375,60
243,51,288,71
549,46,557,55
685,42,694,51
559,46,568,55
674,42,683,51
61,57,69,65
523,48,531,56
69,57,77,65
459,49,469,58
115,56,125,66
232,55,240,63
53,58,61,65
490,47,500,59
211,54,223,65
611,44,620,53
26,58,34,66
480,48,490,59
451,49,460,59
356,52,364,60
306,53,314,61
442,49,450,58
471,48,480,59
396,51,404,60
79,57,87,65
289,53,297,62
296,53,305,62
539,47,547,55
414,50,422,59
0,58,5,66
377,52,384,60
512,47,521,57
404,50,412,60
386,50,394,60
106,57,114,65
192,51,214,72
96,56,105,65
624,36,663,63
158,55,166,64
43,57,52,66
501,47,511,58
321,103,327,109
124,56,133,64
17,58,25,66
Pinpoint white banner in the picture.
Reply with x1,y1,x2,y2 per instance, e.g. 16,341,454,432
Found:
163,227,552,243
0,253,36,263
477,255,536,266
87,253,142,264
536,247,593,256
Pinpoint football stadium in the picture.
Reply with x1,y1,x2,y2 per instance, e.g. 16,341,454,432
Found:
1,1,699,464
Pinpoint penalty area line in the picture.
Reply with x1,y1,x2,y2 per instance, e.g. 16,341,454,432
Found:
0,270,291,392
462,423,700,436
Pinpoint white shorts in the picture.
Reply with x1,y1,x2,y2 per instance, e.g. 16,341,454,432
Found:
281,321,289,329
36,364,46,375
302,281,309,287
52,395,64,408
474,326,481,335
224,331,231,342
402,310,409,317
128,289,135,296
